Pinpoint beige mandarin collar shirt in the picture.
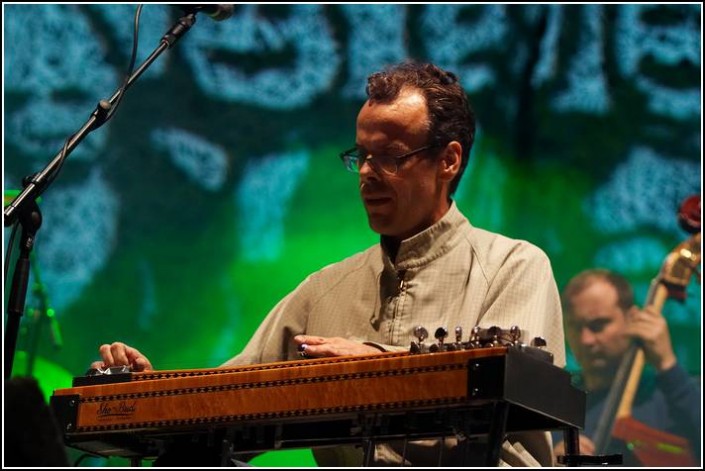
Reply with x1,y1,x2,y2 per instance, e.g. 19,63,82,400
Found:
223,202,565,466
225,200,565,369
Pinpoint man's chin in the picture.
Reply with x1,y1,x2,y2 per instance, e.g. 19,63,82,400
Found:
583,358,619,376
365,211,391,231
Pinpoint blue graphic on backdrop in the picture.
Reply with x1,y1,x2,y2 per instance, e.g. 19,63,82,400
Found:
552,4,610,113
341,5,407,99
151,128,229,191
181,5,340,109
236,151,310,262
616,4,700,120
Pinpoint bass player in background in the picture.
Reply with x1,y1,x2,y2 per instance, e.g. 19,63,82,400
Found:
554,268,701,466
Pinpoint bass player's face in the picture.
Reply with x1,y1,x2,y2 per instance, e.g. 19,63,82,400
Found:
565,279,631,389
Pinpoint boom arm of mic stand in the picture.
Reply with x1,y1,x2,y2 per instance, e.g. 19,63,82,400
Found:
3,11,200,379
3,12,198,227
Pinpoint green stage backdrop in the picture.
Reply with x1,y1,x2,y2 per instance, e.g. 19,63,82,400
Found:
3,4,702,467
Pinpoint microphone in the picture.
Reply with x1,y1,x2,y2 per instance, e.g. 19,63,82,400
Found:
176,4,235,21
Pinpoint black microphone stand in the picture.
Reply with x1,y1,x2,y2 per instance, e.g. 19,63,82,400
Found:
24,250,62,377
5,201,42,380
3,10,201,380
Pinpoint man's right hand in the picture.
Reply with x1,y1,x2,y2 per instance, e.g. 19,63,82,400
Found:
91,342,153,372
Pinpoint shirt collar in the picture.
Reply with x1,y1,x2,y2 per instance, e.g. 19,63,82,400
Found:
380,201,469,271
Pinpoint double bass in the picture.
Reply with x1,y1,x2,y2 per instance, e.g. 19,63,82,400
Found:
592,195,701,466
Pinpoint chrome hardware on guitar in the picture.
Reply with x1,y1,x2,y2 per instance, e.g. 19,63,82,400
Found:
410,324,553,364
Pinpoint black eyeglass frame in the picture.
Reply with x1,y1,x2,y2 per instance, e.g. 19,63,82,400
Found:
339,144,442,175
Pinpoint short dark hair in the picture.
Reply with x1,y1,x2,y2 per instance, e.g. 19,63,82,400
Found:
365,61,476,196
561,269,635,317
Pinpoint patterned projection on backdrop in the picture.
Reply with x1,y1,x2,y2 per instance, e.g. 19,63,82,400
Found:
3,4,701,467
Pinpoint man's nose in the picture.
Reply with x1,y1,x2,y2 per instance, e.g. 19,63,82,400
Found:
580,327,597,345
359,157,379,180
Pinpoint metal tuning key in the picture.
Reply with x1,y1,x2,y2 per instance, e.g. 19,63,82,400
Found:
468,326,482,349
453,326,464,350
487,326,502,347
410,326,429,354
430,327,448,352
509,325,522,346
415,326,429,343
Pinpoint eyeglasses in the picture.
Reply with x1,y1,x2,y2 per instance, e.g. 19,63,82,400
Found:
339,144,439,175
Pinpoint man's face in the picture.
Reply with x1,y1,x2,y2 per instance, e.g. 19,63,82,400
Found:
355,89,450,241
565,279,631,381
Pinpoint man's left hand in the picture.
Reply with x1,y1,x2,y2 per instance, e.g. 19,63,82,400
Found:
293,335,382,358
626,306,677,372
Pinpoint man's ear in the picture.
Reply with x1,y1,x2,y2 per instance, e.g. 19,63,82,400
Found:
438,141,462,182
